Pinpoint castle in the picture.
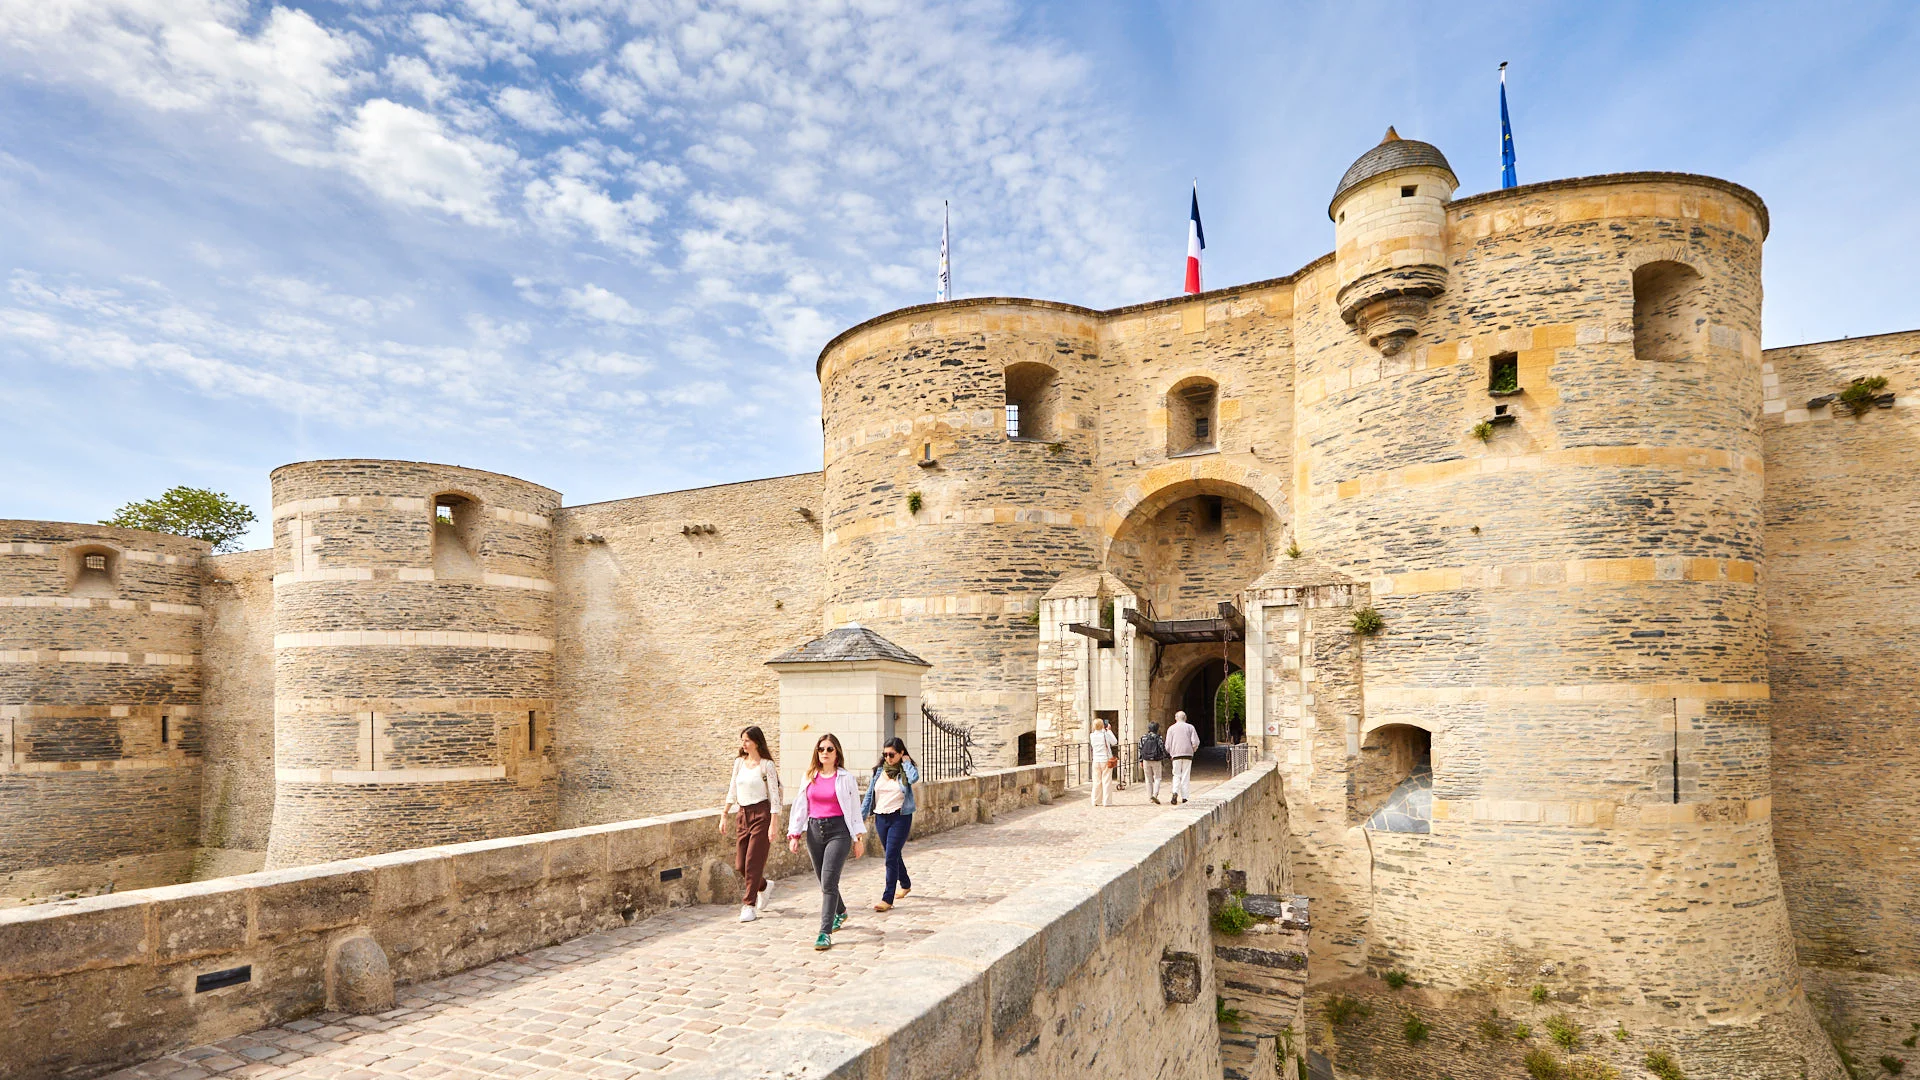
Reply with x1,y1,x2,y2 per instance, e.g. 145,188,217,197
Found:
4,129,1917,1076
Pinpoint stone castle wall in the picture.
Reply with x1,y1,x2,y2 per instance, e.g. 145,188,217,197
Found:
194,548,276,879
0,521,208,903
1761,329,1920,1068
550,472,826,827
265,461,562,868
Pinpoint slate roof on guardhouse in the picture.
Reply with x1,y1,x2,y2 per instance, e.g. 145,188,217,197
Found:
1329,126,1457,213
765,623,931,667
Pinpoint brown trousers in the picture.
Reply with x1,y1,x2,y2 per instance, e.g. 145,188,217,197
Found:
734,801,772,905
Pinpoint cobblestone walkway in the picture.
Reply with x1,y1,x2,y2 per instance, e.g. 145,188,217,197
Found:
114,769,1222,1080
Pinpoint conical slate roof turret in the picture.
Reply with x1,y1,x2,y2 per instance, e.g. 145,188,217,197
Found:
1330,127,1457,216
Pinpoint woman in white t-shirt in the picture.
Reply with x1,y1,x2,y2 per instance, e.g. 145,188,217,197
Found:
1089,718,1119,807
859,737,920,912
721,725,782,923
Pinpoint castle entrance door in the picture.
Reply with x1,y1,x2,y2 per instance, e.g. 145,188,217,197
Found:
1177,658,1242,747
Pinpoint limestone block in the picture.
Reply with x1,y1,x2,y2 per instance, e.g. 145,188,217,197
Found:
1161,949,1202,1004
248,865,373,939
0,897,148,979
326,934,395,1014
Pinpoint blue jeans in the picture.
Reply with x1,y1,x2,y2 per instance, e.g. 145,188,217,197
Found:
874,811,913,903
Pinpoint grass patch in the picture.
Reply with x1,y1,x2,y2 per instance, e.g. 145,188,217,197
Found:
1215,996,1245,1031
1211,895,1255,935
1322,994,1369,1027
1514,1021,1533,1040
1545,1013,1582,1050
1403,1013,1431,1044
1477,1014,1507,1043
1882,1057,1906,1076
1839,375,1890,414
1384,969,1410,990
1350,607,1384,636
1523,1048,1563,1080
1643,1050,1686,1080
1530,984,1550,1004
1566,1060,1620,1080
906,490,923,513
1472,420,1495,441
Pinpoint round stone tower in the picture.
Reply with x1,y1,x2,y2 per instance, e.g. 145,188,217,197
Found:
265,460,559,867
1292,139,1839,1072
1328,127,1458,355
0,521,207,900
816,301,1105,765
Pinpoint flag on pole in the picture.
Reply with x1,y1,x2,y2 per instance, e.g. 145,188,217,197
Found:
1184,182,1205,295
1500,62,1518,190
936,201,951,302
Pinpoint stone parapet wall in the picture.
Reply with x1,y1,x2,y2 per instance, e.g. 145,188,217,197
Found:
0,520,210,903
676,761,1288,1080
0,763,1062,1080
194,549,275,878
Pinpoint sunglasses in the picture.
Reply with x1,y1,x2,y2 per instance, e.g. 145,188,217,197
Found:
884,751,900,758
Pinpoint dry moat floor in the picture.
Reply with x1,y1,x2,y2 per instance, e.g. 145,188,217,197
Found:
113,765,1225,1080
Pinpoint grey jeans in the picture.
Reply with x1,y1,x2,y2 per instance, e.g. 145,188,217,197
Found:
805,816,851,935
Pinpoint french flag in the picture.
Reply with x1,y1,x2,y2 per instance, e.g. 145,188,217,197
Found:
1184,181,1205,295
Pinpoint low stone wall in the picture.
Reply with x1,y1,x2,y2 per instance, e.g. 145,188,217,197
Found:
0,764,1064,1080
679,760,1289,1080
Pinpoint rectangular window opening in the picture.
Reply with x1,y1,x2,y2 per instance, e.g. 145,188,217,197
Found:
1400,185,1417,198
160,715,170,745
1203,495,1224,530
1194,415,1210,442
1005,403,1021,438
528,710,537,752
84,554,106,571
1489,353,1520,395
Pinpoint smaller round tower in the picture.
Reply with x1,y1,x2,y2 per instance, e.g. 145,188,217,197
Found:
1327,128,1458,354
265,460,559,867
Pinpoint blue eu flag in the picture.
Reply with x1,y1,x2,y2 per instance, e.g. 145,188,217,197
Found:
1500,62,1518,189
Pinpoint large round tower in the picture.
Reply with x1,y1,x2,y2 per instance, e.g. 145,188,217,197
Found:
265,460,559,867
1291,137,1839,1073
0,522,207,900
817,301,1105,764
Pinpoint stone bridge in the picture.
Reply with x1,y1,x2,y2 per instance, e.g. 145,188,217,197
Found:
3,762,1302,1080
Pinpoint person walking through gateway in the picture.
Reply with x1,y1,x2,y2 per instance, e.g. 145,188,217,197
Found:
860,737,919,912
787,733,865,950
1088,716,1119,807
1166,710,1200,805
1137,721,1169,805
721,725,783,923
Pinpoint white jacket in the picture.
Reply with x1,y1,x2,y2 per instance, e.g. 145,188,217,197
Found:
786,767,866,839
724,757,782,817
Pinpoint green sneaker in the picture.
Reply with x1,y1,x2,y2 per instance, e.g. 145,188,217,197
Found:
814,933,832,951
833,913,847,931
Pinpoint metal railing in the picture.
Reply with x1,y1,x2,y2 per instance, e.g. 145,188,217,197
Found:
1227,742,1250,777
919,703,975,781
1050,739,1140,788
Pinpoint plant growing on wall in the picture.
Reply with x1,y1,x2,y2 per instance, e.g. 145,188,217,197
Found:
1321,994,1369,1027
1882,1057,1906,1076
906,490,923,513
1216,996,1247,1030
1838,375,1889,414
1212,893,1256,935
1472,420,1495,441
1403,1013,1431,1043
1285,538,1303,559
1642,1051,1686,1080
1545,1014,1582,1050
1351,607,1384,636
1523,1048,1563,1079
1384,969,1410,990
1565,1060,1620,1080
1530,984,1551,1004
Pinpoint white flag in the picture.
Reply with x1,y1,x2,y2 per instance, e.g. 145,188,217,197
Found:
937,201,950,302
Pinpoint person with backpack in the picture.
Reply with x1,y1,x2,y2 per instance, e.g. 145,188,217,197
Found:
1137,721,1169,805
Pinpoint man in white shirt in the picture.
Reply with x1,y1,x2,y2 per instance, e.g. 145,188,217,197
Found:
1088,718,1119,807
1165,710,1200,805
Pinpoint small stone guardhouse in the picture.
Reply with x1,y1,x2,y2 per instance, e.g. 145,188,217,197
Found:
765,623,931,795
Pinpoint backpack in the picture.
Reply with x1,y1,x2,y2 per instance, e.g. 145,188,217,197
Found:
1139,731,1165,761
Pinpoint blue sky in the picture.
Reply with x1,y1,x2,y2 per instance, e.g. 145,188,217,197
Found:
3,1,1917,550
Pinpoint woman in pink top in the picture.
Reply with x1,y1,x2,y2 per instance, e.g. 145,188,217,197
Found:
785,733,866,950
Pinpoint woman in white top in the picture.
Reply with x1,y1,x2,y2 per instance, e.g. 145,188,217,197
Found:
786,733,866,950
1089,717,1119,807
858,737,920,912
721,726,782,923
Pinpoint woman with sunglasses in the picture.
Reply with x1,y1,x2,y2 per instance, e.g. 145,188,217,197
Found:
786,733,866,950
859,737,919,912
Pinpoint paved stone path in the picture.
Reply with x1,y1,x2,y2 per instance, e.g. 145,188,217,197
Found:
113,767,1224,1080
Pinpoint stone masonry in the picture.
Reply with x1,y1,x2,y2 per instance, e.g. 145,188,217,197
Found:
3,128,1917,1077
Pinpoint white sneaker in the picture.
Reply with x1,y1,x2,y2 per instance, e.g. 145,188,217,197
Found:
739,905,757,923
755,882,772,910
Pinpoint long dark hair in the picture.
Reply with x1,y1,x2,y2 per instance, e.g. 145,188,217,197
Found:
738,725,772,762
876,736,913,771
808,733,846,780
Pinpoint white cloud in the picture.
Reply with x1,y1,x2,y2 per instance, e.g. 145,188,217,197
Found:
493,84,576,132
338,99,515,225
523,173,658,253
560,283,644,325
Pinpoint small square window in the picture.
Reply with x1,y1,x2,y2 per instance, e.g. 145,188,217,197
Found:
1489,353,1520,395
1005,403,1021,438
1401,185,1417,198
84,554,106,571
1194,415,1210,441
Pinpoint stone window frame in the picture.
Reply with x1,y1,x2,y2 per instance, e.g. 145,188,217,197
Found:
63,542,121,598
429,490,486,577
1165,375,1221,458
1631,259,1707,364
1003,361,1061,442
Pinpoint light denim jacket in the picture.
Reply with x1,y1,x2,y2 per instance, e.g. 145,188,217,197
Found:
860,759,920,818
786,767,866,839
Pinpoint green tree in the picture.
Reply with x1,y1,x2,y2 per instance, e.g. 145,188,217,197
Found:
1214,670,1246,739
104,486,257,553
